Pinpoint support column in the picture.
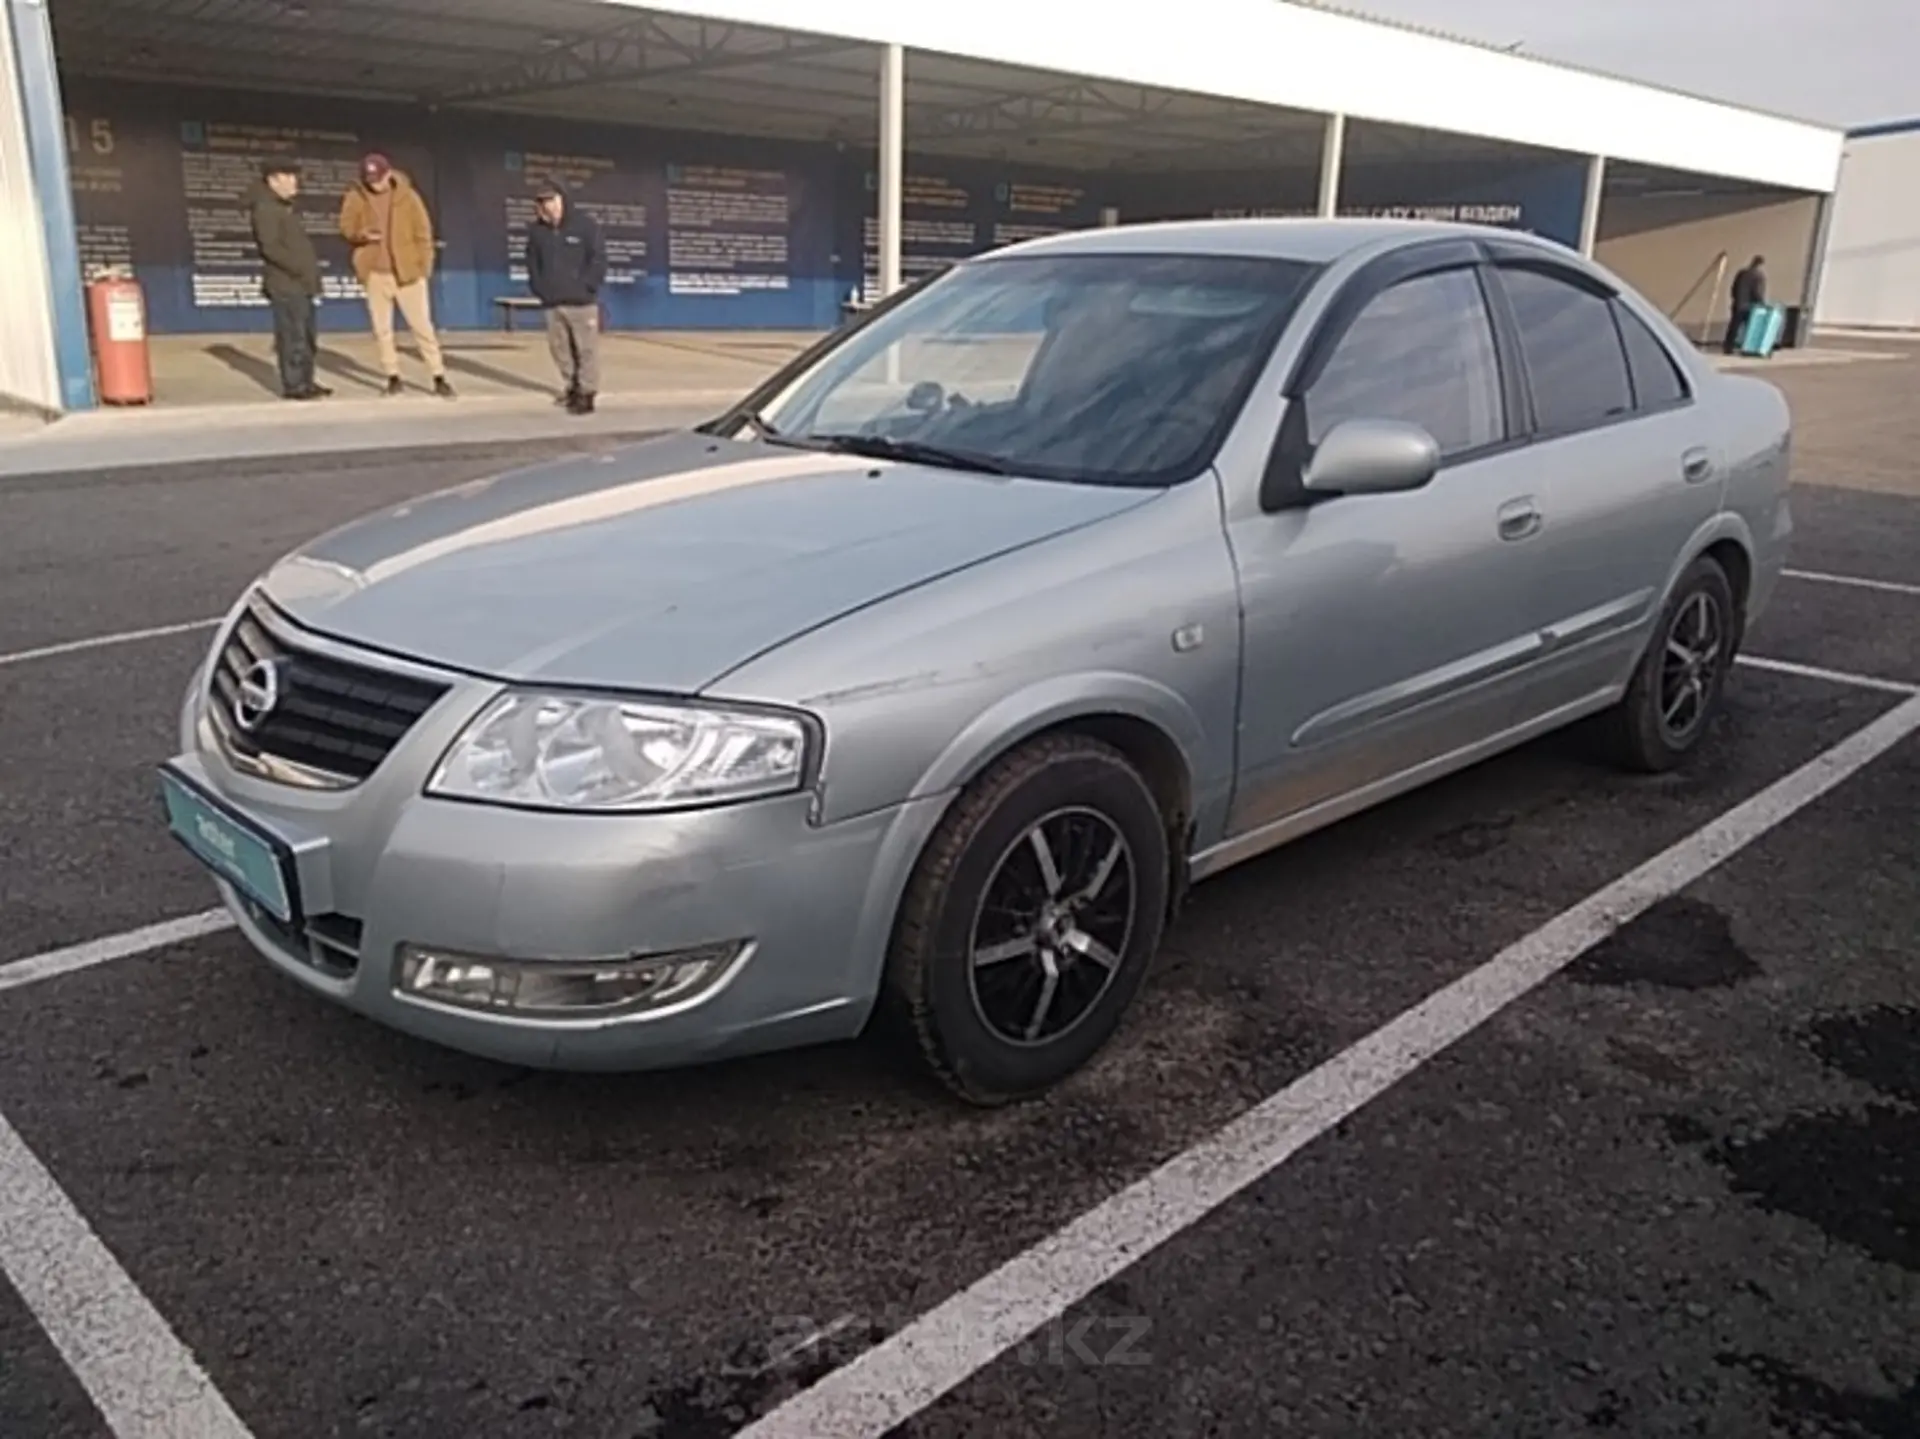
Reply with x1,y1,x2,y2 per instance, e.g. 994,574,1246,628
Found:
877,42,904,298
1578,154,1606,258
5,0,93,412
1798,188,1837,347
1317,113,1345,218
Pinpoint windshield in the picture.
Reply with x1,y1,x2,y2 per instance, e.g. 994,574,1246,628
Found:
741,251,1320,487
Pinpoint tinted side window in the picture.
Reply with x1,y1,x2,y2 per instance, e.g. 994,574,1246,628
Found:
1307,268,1505,459
1499,266,1634,434
1612,301,1690,410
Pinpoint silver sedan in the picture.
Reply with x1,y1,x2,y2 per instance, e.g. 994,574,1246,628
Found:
160,219,1793,1104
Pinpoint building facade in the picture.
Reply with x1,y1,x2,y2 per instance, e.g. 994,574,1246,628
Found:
2,0,1848,414
1814,120,1920,331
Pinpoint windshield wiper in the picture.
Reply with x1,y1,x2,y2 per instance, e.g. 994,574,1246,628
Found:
811,433,1016,476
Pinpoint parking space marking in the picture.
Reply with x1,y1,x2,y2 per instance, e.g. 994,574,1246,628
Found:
1784,568,1920,598
737,693,1920,1439
0,910,232,998
0,1108,257,1439
0,619,218,669
1738,654,1920,696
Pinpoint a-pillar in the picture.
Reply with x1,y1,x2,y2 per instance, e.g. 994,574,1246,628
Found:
1317,113,1346,218
1578,154,1607,258
877,42,904,298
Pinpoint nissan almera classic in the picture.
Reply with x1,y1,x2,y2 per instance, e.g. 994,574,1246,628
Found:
160,219,1793,1105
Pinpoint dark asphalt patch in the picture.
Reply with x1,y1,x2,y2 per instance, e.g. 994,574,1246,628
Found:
1568,896,1762,991
0,1282,109,1439
1708,1106,1920,1273
1806,1006,1920,1104
1667,1003,1920,1276
1718,1352,1920,1439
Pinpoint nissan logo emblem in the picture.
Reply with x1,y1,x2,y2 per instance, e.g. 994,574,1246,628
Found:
233,658,285,732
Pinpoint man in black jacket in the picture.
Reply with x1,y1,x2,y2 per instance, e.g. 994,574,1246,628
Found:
525,179,607,414
249,160,330,400
1723,255,1767,354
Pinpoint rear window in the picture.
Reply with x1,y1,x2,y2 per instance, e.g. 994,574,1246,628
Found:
1613,301,1691,410
1498,266,1634,435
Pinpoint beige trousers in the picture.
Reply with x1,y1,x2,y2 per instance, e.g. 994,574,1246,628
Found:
363,271,445,378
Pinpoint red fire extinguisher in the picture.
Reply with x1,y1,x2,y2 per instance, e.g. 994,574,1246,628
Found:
87,273,153,406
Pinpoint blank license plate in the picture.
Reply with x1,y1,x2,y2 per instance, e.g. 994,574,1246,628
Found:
159,766,296,923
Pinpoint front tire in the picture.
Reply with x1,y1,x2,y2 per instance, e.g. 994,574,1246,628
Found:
883,734,1170,1106
1601,555,1738,773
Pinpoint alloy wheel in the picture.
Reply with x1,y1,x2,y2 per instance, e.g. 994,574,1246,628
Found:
966,806,1137,1047
1659,589,1725,745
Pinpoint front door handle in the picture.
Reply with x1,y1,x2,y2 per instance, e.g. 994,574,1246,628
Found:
1497,497,1542,542
1682,447,1715,484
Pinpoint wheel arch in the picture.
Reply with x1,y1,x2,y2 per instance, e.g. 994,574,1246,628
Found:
1665,513,1758,650
908,673,1210,912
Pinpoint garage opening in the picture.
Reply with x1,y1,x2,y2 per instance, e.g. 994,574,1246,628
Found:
1598,161,1825,348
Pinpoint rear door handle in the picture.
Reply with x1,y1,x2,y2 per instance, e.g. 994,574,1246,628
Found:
1497,497,1542,541
1682,447,1715,484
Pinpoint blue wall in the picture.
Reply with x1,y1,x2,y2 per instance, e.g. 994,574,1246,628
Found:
58,83,1590,336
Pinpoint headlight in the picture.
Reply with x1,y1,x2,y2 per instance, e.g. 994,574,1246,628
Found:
427,692,812,812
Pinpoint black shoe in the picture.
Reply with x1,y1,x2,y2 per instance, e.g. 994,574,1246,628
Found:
433,376,456,399
569,391,597,415
555,387,579,408
285,385,328,401
383,376,404,396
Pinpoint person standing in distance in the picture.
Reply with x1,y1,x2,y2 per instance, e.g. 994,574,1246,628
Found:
249,160,331,402
339,153,455,398
1723,255,1767,354
525,179,606,415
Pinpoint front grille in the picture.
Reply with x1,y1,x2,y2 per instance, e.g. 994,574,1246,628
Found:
210,600,449,785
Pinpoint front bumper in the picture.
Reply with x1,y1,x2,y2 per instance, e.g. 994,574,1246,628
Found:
169,628,947,1072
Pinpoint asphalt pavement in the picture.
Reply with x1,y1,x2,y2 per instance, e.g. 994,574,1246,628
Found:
1,354,1916,1439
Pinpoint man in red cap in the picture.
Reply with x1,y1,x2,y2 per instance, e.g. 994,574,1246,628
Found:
339,152,454,398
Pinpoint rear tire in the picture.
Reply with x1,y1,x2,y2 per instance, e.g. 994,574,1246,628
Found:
882,734,1170,1106
1600,555,1738,774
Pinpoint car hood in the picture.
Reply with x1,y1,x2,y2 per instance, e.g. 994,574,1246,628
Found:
260,432,1157,693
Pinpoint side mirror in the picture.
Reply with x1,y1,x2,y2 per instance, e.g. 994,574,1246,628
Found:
1302,418,1440,497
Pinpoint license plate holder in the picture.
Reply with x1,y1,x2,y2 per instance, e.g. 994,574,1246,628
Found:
158,763,301,925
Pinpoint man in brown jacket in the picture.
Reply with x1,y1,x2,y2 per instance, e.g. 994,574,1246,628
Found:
339,153,454,397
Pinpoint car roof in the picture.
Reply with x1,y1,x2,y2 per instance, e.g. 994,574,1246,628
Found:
982,216,1569,266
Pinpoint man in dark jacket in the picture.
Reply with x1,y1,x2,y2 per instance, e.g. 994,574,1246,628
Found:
1723,255,1767,354
525,179,607,414
249,160,330,400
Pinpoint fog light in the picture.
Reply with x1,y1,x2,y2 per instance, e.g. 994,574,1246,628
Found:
396,941,742,1017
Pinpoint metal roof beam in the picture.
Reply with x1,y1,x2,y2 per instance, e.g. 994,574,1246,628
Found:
430,18,867,106
913,80,1185,141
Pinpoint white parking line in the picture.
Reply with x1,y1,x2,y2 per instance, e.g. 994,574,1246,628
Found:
737,692,1920,1439
0,910,233,998
1738,654,1920,696
0,619,218,669
0,1109,257,1438
1784,568,1920,598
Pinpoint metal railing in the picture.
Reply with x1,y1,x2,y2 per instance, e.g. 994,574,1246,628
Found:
1667,250,1730,346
